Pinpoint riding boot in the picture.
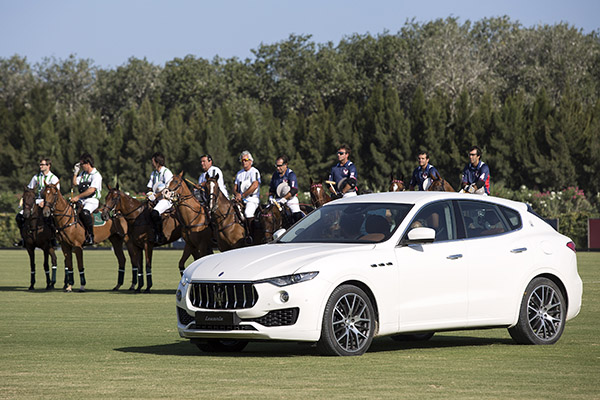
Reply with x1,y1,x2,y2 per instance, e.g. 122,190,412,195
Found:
151,210,166,245
80,210,95,246
44,216,58,247
292,212,304,224
15,213,25,247
245,217,255,245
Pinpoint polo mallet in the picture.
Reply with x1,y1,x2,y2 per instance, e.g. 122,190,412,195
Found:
325,180,338,195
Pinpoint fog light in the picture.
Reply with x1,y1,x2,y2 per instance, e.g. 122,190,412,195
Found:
176,289,182,302
280,291,289,303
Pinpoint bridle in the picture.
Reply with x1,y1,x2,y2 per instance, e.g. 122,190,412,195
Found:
205,178,240,232
43,186,78,232
310,183,330,208
389,179,404,192
168,177,209,230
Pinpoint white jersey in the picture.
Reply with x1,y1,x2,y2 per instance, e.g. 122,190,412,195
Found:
147,166,174,193
235,167,261,200
75,168,102,199
28,172,60,199
199,166,229,198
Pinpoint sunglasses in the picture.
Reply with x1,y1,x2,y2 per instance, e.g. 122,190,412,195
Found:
275,164,285,167
468,153,478,156
39,163,48,166
241,158,251,162
337,151,346,155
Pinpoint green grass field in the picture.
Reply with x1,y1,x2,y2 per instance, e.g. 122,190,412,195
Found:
0,249,598,399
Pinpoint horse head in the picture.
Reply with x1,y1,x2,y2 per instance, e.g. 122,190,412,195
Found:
388,172,405,192
42,183,61,218
259,202,282,243
101,184,121,221
309,178,331,208
166,171,186,202
22,185,37,219
427,171,455,192
205,173,221,214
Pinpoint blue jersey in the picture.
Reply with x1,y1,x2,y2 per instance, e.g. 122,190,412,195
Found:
269,168,298,197
462,161,491,195
409,164,438,191
329,161,358,192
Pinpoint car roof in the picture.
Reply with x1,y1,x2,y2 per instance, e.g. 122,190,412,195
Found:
326,191,528,211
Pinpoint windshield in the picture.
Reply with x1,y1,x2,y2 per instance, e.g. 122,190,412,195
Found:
279,202,413,244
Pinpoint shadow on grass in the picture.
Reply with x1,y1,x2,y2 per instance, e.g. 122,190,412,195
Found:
115,335,515,358
0,285,175,295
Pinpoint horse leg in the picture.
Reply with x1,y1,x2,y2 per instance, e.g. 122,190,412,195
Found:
62,245,74,292
42,246,52,289
109,236,126,291
27,244,36,290
136,243,150,292
143,245,154,293
129,246,142,291
74,246,86,292
49,246,57,288
178,244,194,277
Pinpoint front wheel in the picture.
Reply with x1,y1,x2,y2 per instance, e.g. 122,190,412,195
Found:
194,339,249,353
508,277,566,345
317,285,376,356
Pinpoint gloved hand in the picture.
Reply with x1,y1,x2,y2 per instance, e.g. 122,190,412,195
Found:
146,191,156,202
331,192,343,200
73,162,81,175
467,184,476,194
278,197,288,205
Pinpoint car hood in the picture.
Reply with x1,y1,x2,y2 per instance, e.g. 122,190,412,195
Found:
185,243,375,281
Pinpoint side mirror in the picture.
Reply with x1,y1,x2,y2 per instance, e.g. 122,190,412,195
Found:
272,228,286,241
406,227,436,244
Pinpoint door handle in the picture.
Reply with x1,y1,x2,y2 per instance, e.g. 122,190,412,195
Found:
511,247,528,253
446,254,463,260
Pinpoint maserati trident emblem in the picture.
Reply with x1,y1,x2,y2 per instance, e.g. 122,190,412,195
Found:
214,285,225,308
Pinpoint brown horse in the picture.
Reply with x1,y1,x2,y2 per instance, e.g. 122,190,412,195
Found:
388,173,406,192
203,173,247,250
21,187,58,290
101,185,182,291
309,178,332,208
165,172,214,263
42,184,130,292
258,202,287,243
427,171,456,192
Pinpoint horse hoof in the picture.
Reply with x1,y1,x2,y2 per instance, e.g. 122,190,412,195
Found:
144,288,151,293
64,286,72,293
127,285,136,291
28,285,35,291
46,283,55,290
78,286,86,292
112,285,121,291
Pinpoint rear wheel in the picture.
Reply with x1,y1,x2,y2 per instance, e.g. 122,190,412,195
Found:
317,285,376,356
391,332,434,342
508,277,566,345
194,339,249,353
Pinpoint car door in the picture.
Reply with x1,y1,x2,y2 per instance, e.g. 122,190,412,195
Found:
394,200,468,331
457,200,534,325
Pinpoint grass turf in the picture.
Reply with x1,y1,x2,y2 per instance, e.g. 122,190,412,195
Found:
0,249,598,399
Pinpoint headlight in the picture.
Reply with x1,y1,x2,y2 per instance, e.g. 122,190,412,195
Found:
179,275,191,287
258,272,319,287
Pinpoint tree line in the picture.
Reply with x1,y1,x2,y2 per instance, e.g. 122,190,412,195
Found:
1,16,599,200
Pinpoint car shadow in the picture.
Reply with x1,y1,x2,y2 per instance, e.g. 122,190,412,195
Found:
115,335,515,358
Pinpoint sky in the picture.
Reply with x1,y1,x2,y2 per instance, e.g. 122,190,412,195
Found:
1,0,598,69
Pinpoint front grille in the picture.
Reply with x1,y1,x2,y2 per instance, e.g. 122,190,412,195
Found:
177,306,195,325
189,282,258,309
192,324,258,331
249,308,299,327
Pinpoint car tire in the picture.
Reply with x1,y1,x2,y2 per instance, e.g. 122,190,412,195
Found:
390,332,435,342
195,339,249,353
317,285,376,356
508,277,566,345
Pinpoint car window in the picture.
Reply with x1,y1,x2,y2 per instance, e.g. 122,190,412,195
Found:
500,205,522,231
458,200,509,238
407,200,456,242
278,203,412,244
